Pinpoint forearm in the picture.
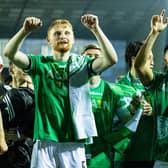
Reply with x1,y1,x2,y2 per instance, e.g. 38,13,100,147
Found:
134,30,159,84
135,30,159,68
92,26,118,72
3,27,29,60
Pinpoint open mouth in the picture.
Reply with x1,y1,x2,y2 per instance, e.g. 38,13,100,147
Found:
57,39,68,44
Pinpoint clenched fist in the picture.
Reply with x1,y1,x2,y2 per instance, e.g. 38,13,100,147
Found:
81,14,99,31
23,17,42,34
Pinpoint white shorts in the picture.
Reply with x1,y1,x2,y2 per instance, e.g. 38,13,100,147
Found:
30,140,87,168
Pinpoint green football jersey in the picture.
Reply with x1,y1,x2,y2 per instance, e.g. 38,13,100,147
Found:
146,71,168,161
26,54,91,142
117,71,145,92
117,71,155,161
88,79,136,158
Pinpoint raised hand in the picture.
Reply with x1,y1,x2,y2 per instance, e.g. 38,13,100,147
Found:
151,9,168,33
81,14,99,31
23,17,42,34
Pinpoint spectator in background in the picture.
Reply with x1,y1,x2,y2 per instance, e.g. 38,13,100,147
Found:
0,56,8,156
0,63,34,168
0,56,12,96
1,67,12,86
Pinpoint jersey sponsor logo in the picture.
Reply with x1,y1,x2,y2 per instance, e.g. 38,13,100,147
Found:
91,99,102,113
47,65,68,88
47,70,54,79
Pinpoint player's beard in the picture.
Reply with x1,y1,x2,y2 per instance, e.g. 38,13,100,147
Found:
53,42,72,53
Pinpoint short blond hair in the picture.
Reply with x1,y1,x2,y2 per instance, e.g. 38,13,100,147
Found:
47,19,73,37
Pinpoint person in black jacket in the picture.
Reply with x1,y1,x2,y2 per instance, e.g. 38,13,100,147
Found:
0,63,35,168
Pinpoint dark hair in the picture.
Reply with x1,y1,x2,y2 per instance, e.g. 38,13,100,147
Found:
81,44,101,55
125,41,144,68
1,67,12,85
